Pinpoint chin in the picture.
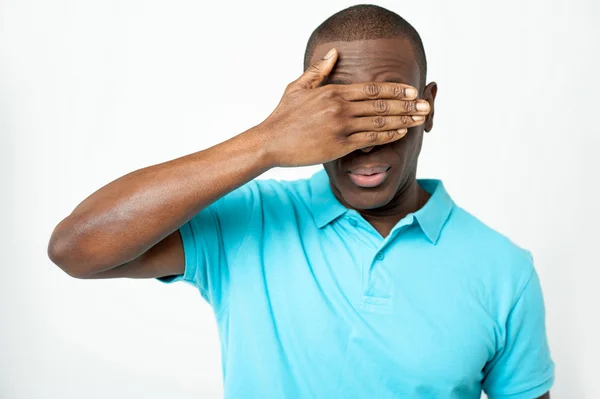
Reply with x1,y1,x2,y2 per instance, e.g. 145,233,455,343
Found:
333,175,397,210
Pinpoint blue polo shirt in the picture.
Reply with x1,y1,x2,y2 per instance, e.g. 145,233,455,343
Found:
159,169,554,399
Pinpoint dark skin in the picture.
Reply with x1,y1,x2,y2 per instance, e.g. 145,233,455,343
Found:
311,39,436,238
47,45,426,279
313,39,550,399
48,38,550,399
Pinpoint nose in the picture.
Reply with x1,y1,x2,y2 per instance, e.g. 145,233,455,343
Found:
361,146,375,153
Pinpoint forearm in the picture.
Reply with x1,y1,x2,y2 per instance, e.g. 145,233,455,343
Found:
48,52,428,278
48,127,272,276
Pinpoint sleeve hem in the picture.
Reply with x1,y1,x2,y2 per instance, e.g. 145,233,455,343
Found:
179,222,199,283
156,223,198,285
486,375,554,399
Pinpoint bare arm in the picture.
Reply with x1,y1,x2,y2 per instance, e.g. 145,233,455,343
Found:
48,130,271,278
48,48,429,279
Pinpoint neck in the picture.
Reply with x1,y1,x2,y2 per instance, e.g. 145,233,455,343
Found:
358,178,430,238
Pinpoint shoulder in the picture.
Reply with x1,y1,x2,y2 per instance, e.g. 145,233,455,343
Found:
208,176,313,227
211,175,310,209
441,206,535,303
447,206,532,258
255,175,312,197
251,175,313,209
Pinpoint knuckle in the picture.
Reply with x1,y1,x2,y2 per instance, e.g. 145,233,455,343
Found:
319,87,337,100
403,101,416,113
363,82,381,98
393,86,407,99
285,82,295,93
401,115,412,125
373,99,390,115
366,131,380,143
307,64,321,75
325,100,344,116
372,116,387,129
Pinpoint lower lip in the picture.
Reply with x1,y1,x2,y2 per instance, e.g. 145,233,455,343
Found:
348,171,389,188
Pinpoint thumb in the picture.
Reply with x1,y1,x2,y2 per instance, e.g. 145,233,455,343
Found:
289,48,338,91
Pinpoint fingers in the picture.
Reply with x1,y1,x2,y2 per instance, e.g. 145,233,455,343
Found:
288,48,338,91
349,115,426,133
347,129,409,149
335,81,419,101
348,99,430,117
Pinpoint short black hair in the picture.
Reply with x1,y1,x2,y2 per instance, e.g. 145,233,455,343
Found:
304,4,427,90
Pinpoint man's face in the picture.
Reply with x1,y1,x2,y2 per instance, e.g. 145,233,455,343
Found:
310,38,437,211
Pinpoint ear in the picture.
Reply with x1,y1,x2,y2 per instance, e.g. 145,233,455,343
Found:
422,82,438,132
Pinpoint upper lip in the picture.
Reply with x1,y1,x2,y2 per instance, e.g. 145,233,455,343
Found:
347,165,391,175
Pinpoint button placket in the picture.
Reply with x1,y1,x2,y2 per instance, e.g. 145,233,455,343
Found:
344,212,395,312
361,245,394,313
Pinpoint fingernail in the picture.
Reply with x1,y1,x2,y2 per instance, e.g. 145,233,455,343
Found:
405,87,418,98
416,101,430,112
398,128,408,135
412,115,425,122
323,48,336,60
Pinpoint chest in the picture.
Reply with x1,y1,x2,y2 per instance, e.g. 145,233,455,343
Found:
228,221,496,394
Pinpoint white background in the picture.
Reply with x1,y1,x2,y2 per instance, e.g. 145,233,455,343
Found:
1,0,598,398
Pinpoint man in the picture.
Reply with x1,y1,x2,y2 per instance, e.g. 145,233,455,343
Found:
48,4,554,399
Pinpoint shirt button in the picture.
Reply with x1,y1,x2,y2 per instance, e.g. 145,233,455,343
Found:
376,252,385,261
349,218,358,227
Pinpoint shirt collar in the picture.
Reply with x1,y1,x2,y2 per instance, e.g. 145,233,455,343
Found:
309,169,454,244
309,169,349,228
412,179,454,244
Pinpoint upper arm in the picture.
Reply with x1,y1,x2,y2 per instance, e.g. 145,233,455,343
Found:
482,260,555,399
82,180,260,288
155,181,261,309
81,229,185,279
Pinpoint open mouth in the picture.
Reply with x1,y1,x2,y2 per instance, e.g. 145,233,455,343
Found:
347,166,391,188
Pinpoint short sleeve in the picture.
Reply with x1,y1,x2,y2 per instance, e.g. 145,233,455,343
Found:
156,181,260,312
482,261,555,399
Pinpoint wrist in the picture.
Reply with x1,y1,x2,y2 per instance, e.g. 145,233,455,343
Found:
242,123,280,169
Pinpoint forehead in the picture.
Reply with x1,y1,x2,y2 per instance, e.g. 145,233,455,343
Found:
311,38,420,88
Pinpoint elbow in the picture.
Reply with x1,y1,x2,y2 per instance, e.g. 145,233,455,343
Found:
47,220,97,279
47,230,83,278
